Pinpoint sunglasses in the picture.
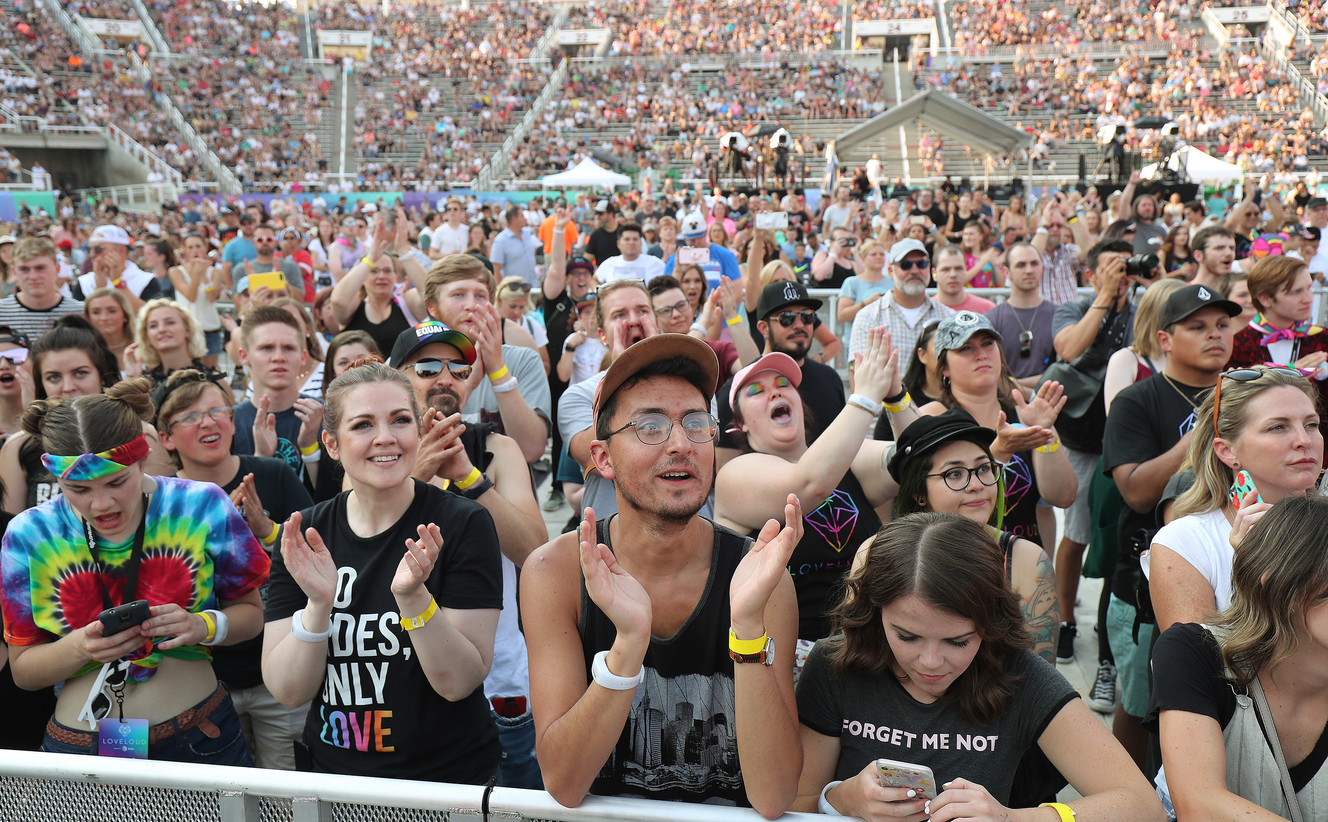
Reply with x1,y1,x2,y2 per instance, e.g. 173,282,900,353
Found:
412,358,473,380
1018,330,1033,358
0,347,28,365
90,664,128,721
1214,366,1303,437
897,258,930,271
773,310,817,327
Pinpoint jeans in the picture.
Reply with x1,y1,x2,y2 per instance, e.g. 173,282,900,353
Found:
230,683,308,771
492,709,542,789
41,685,254,766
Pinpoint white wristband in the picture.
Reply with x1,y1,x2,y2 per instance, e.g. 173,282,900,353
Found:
818,780,845,816
291,608,333,643
491,376,518,393
203,609,229,646
847,393,882,416
301,450,322,463
591,649,644,691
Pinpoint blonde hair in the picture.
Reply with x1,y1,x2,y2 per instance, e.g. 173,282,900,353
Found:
860,239,886,260
134,298,207,369
759,259,794,287
13,237,56,264
1131,279,1186,360
1171,367,1318,518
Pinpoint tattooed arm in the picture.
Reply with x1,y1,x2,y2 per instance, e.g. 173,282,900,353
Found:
1010,538,1061,665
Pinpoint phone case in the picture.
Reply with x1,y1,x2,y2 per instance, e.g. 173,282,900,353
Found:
1229,470,1259,509
875,758,937,800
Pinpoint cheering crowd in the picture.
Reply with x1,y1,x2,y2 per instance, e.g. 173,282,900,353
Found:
0,173,1327,820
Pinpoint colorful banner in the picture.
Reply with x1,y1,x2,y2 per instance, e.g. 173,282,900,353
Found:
0,192,58,223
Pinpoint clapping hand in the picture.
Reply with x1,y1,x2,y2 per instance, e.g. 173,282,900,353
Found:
280,511,337,608
730,494,802,638
579,508,651,642
390,523,443,597
1014,380,1066,429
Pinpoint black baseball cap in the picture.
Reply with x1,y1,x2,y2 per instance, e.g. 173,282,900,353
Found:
388,321,476,368
1307,197,1328,210
756,281,822,321
1158,284,1241,330
887,408,997,483
1302,226,1322,242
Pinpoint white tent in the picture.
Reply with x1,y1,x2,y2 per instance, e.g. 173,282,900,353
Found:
1141,145,1244,185
540,158,632,190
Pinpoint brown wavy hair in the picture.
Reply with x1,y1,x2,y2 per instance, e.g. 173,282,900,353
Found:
826,512,1031,724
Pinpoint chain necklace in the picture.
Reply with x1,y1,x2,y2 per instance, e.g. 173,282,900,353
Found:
1160,371,1201,412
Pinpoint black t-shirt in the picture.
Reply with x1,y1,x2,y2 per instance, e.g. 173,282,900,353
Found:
586,227,621,265
1101,374,1210,601
265,480,503,782
716,358,846,450
1147,623,1328,793
210,455,313,690
542,289,576,377
917,204,947,229
343,299,411,358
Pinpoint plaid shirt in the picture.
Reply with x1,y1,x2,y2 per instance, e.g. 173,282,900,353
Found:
848,295,955,366
1041,242,1083,306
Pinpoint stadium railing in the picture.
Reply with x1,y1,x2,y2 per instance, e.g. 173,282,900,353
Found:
0,749,824,822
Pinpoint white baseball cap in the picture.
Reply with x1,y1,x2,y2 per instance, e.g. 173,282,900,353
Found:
88,225,132,246
681,212,707,240
889,238,928,261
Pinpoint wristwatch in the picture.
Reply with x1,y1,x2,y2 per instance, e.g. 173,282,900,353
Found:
729,631,775,666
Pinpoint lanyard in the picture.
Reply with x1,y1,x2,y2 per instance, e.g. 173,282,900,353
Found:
83,495,149,611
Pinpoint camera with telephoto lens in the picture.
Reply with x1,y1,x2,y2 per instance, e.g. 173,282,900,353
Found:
1125,254,1158,277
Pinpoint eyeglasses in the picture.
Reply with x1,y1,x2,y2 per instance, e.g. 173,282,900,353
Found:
342,220,357,227
1214,366,1303,437
773,310,817,327
412,358,473,380
0,347,28,365
897,258,930,271
168,406,233,432
604,411,717,446
927,462,1000,492
371,266,396,275
655,300,691,319
1018,330,1033,358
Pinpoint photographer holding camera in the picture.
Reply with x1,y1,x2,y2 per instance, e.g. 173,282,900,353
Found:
810,227,864,289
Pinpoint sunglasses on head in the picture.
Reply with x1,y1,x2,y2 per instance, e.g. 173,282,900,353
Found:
412,358,473,380
1213,366,1304,436
774,310,817,327
897,257,930,271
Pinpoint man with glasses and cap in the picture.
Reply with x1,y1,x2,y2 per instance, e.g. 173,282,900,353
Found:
69,226,161,312
523,334,803,815
848,238,955,376
0,238,84,341
389,320,547,789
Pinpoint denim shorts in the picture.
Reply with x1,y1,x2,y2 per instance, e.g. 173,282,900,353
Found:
204,329,225,357
41,683,253,766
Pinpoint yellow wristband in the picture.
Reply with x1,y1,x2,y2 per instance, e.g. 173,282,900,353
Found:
729,628,769,655
1036,439,1061,453
456,466,483,490
883,392,913,414
1039,802,1076,822
725,314,744,326
487,365,510,382
198,611,217,644
360,256,373,268
300,440,320,456
400,598,438,631
259,521,278,546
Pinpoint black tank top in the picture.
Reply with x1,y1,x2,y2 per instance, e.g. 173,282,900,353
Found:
344,298,410,356
19,436,58,509
998,403,1042,546
776,469,883,641
579,516,751,806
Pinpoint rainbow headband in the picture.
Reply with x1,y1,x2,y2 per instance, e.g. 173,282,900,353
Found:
42,435,150,481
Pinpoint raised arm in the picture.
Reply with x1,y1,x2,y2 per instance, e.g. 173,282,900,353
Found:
543,208,572,303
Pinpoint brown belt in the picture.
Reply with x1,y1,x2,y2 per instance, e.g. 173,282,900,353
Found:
46,683,228,747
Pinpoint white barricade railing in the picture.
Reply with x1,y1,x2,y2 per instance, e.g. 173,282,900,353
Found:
0,749,823,822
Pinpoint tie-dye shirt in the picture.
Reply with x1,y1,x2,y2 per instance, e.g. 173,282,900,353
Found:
0,476,270,681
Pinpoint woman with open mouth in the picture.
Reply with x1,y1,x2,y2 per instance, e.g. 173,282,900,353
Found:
714,326,900,668
0,325,30,441
261,358,503,783
0,377,269,764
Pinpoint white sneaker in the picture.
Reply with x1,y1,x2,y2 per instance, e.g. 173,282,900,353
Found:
1086,660,1119,714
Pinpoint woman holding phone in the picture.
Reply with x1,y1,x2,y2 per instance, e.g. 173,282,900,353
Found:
794,513,1165,822
0,378,269,762
1147,366,1320,633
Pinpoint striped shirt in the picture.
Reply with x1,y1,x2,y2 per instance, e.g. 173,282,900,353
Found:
0,294,84,342
1041,243,1084,307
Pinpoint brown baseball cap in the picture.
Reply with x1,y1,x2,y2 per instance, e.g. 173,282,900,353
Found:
592,334,719,425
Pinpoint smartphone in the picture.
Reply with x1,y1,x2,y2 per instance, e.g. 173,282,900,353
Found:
99,599,150,637
1229,469,1261,508
678,247,711,265
876,758,938,800
248,271,287,294
910,216,926,225
755,212,788,230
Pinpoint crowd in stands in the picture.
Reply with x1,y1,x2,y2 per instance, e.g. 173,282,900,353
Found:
565,0,842,55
